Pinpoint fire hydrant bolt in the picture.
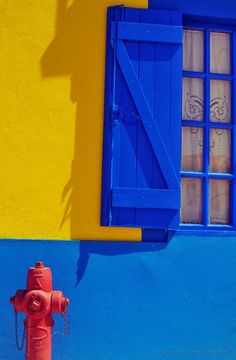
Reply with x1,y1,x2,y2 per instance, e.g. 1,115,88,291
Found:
28,299,41,313
35,261,44,268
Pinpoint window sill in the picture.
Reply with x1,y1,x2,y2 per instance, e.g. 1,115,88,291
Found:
142,228,236,242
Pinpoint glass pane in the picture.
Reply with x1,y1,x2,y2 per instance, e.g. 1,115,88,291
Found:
181,178,202,224
182,127,203,171
182,77,204,121
210,180,230,224
183,30,204,72
210,32,230,74
210,129,231,173
210,80,231,123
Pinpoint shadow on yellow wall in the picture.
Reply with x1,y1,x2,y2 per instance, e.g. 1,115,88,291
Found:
41,0,146,240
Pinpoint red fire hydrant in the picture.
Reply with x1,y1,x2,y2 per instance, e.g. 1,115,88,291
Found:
10,261,69,360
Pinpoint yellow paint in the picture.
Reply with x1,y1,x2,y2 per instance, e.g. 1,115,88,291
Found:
0,0,147,240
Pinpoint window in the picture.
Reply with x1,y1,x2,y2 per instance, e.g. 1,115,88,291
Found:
181,24,235,230
101,5,236,235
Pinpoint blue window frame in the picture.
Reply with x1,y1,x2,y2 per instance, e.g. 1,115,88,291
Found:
180,21,236,232
101,6,236,237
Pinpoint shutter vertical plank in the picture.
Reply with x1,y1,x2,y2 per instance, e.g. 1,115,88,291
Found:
152,10,174,227
101,7,116,226
110,6,124,225
136,9,157,226
118,7,140,226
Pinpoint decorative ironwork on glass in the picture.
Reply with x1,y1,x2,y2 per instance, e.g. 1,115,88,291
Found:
210,96,229,122
210,80,231,123
182,78,204,121
181,26,233,227
184,94,204,120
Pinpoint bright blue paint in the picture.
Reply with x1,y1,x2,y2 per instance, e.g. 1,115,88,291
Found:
168,229,236,237
101,8,114,226
136,9,157,227
183,120,233,130
149,0,236,22
116,22,183,43
183,71,233,81
142,228,169,242
204,29,211,225
116,39,179,188
169,10,183,228
117,7,139,227
181,171,233,180
232,32,236,226
101,7,183,228
103,5,236,234
112,187,180,209
180,22,236,232
1,238,236,359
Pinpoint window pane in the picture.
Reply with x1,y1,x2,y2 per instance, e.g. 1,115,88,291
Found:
210,180,230,224
210,129,231,173
182,77,204,121
210,80,231,123
182,127,203,171
210,32,230,74
181,178,202,224
183,30,204,72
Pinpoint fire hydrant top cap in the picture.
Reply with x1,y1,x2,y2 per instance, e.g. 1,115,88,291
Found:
35,261,44,268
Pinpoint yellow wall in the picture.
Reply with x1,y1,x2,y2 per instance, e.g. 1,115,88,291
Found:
0,0,147,240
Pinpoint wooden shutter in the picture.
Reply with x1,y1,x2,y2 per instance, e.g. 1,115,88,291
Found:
101,6,183,229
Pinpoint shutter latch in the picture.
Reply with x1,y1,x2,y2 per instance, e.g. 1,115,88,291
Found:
111,104,122,126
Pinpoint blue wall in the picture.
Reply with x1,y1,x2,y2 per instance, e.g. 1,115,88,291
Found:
150,0,236,21
1,237,236,359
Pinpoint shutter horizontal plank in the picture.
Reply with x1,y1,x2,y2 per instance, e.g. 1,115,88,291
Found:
116,22,182,43
112,187,180,209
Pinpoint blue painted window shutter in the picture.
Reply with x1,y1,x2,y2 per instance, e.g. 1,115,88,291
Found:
101,6,183,229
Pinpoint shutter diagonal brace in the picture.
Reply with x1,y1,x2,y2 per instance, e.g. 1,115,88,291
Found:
112,37,179,189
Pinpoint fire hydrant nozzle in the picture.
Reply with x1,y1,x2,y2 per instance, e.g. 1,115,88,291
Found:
10,262,69,360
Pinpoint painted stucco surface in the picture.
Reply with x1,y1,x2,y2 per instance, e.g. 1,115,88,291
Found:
0,0,147,240
150,0,236,20
1,237,236,359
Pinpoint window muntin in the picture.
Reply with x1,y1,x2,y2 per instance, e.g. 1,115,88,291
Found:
181,27,233,226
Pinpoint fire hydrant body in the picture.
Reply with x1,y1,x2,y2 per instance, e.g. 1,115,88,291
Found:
10,262,69,360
